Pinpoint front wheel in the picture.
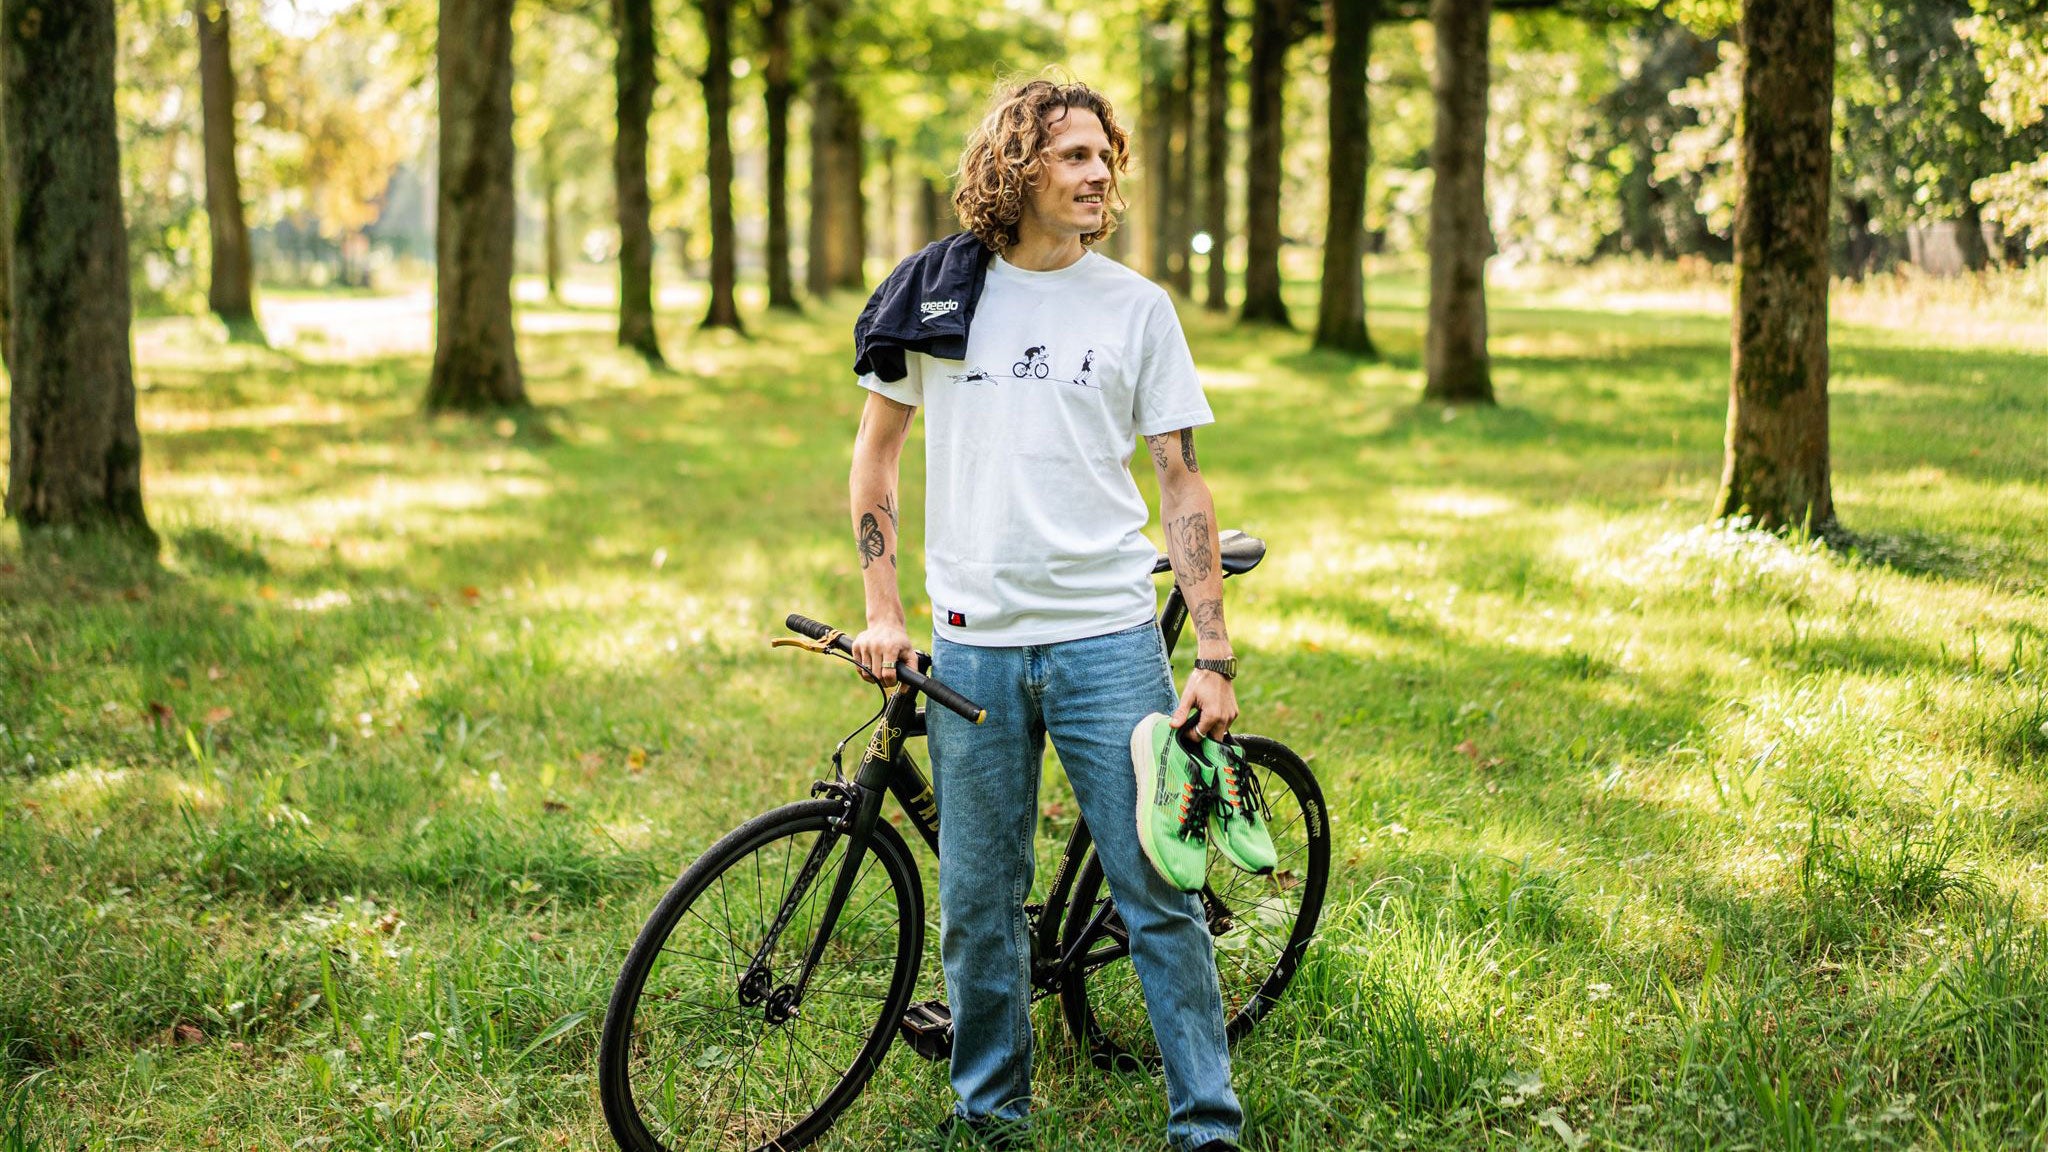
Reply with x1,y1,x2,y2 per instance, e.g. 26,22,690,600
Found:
1058,735,1329,1071
599,800,924,1152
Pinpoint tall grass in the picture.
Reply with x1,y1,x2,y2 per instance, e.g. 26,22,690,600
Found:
1,263,2044,1148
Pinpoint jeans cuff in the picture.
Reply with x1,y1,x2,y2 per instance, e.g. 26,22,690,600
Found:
1171,1127,1239,1151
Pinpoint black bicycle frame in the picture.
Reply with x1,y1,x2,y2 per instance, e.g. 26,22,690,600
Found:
763,582,1201,1009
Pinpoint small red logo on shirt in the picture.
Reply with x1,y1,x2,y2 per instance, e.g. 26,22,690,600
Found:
946,610,967,627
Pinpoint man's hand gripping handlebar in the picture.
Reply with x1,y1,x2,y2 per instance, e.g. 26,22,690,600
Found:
776,614,988,725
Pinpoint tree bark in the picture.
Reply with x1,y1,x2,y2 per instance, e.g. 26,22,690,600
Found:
1168,18,1198,296
542,158,562,302
1715,0,1834,531
427,0,526,411
805,0,865,293
1315,0,1376,354
1204,0,1230,311
763,0,797,309
700,0,743,331
612,0,663,361
2,0,153,540
195,0,257,338
921,175,950,243
1240,0,1293,326
1424,0,1494,403
1144,10,1172,282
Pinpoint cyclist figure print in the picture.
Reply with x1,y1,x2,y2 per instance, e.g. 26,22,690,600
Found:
1012,345,1051,379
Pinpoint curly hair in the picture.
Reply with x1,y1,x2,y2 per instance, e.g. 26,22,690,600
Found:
952,77,1131,255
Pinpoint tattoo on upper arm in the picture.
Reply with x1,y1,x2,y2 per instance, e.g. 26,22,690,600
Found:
1179,428,1199,473
1167,511,1214,584
858,513,887,569
880,492,898,533
1146,434,1171,474
1192,598,1226,643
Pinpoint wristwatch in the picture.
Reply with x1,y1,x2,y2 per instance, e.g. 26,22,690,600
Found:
1193,657,1238,680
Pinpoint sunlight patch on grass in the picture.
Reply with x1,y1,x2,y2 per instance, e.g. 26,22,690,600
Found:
1395,488,1523,521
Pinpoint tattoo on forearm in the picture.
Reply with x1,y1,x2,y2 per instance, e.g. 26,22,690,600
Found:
880,492,898,533
1168,511,1214,584
1192,598,1226,643
1147,434,1171,473
1179,428,1199,473
858,513,887,570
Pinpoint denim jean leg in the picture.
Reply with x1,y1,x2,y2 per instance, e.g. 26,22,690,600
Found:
1041,624,1243,1149
928,637,1043,1124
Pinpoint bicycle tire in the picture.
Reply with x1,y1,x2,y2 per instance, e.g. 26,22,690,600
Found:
599,800,924,1152
1011,362,1030,378
1057,735,1329,1071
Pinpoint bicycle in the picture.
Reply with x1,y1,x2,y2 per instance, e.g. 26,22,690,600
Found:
598,530,1330,1152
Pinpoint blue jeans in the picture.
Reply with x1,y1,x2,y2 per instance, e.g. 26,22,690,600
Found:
927,621,1242,1151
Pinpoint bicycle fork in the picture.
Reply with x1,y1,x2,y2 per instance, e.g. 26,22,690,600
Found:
737,691,915,1023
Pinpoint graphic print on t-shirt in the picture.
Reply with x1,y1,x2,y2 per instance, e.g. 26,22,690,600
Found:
946,344,1102,390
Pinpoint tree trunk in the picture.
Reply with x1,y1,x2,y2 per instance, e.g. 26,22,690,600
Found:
805,0,865,293
427,0,526,411
1144,11,1171,281
1204,0,1230,312
1240,0,1293,326
1168,18,1198,296
700,0,744,331
1424,0,1493,403
195,0,257,339
542,159,562,302
2,0,153,541
922,175,949,243
763,0,797,309
1,132,11,378
1315,0,1375,355
1843,197,1876,278
612,0,663,361
1715,0,1833,532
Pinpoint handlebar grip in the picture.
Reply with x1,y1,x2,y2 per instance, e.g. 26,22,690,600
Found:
897,665,987,725
786,613,836,642
783,613,987,724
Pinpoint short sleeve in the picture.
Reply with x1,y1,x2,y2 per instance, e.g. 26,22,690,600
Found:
1131,293,1213,437
858,354,923,407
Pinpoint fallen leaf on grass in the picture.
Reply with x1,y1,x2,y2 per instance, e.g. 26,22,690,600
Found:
173,1023,206,1046
204,707,234,726
206,665,226,682
627,748,647,773
256,585,278,601
1455,739,1480,760
374,912,404,935
146,701,176,729
542,798,571,813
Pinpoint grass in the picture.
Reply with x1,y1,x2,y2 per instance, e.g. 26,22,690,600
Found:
2,260,2046,1150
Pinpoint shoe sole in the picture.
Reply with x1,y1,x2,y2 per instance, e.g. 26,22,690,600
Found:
1130,713,1173,884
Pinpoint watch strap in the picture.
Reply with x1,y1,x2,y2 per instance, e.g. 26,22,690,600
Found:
1193,657,1238,680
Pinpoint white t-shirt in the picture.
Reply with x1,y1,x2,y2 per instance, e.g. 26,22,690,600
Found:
860,250,1213,646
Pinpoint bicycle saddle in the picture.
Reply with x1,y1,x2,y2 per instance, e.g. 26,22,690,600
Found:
1150,529,1266,577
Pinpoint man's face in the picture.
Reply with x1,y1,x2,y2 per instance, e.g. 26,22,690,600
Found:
1020,106,1112,241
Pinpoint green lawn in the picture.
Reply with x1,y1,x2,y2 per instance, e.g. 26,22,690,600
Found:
3,266,2046,1150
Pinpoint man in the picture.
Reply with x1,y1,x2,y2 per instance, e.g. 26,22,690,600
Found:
848,78,1244,1152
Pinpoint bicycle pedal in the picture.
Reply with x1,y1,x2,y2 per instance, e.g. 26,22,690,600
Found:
898,999,953,1062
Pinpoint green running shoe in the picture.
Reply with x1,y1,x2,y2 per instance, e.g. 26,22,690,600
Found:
1207,736,1278,875
1131,712,1216,891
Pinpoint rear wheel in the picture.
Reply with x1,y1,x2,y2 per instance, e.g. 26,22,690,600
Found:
1058,735,1329,1070
599,801,923,1152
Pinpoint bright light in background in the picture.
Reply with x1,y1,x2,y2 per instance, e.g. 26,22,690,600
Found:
1190,231,1214,256
261,0,358,39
